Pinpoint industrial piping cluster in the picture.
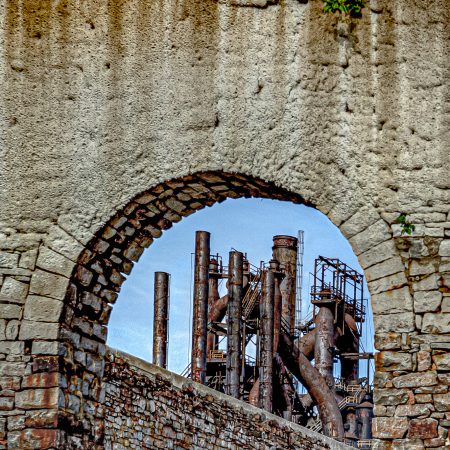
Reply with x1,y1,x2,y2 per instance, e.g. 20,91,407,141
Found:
151,231,374,448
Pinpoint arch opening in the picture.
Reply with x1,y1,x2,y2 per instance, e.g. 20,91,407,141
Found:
107,195,376,446
58,170,390,449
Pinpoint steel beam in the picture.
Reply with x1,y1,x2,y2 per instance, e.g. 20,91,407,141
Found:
191,231,210,384
152,271,170,369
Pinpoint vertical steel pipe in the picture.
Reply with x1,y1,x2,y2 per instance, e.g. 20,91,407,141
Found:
259,269,275,412
272,236,298,332
191,231,210,384
153,271,170,369
225,251,243,399
314,303,335,389
207,258,220,355
270,259,282,353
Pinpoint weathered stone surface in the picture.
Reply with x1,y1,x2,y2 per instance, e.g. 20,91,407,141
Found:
375,332,402,351
0,304,21,319
417,351,432,372
29,270,69,300
0,253,19,269
0,278,28,302
23,296,63,322
422,313,450,334
414,291,442,313
408,418,438,439
433,393,450,412
374,312,415,334
373,288,413,316
374,388,410,405
8,428,58,450
15,388,59,409
433,353,450,371
36,246,75,278
373,417,409,439
18,321,59,341
439,240,450,257
396,403,433,417
376,352,413,372
393,372,437,389
441,296,450,313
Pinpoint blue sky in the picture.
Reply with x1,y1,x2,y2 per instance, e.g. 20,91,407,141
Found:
108,198,374,377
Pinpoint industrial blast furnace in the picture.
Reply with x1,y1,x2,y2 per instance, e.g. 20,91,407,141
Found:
151,231,374,448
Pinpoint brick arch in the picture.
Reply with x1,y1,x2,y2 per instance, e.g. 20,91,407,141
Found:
59,171,321,447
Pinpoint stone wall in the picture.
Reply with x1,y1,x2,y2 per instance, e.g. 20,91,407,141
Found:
0,0,449,448
103,348,351,450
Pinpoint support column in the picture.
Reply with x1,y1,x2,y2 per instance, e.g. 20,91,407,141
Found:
225,251,243,399
314,301,335,389
191,231,210,384
272,235,298,333
153,271,170,368
259,269,275,412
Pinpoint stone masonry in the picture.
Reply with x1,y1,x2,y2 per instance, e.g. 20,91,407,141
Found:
0,0,449,449
104,348,351,450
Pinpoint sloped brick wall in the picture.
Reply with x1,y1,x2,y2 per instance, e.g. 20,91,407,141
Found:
103,348,351,450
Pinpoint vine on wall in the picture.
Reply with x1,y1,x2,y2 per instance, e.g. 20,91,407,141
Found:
323,0,365,16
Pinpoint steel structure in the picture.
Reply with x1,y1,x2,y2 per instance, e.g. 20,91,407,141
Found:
152,232,374,447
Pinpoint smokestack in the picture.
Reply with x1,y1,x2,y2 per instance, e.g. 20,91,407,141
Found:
259,269,275,412
191,231,210,384
225,250,243,399
153,271,170,369
272,235,298,332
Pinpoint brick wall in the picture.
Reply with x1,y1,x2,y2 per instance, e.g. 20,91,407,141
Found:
103,348,351,450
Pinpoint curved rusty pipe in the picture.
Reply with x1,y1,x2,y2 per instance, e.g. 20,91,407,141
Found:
206,294,229,354
249,329,316,407
297,328,316,360
280,333,344,440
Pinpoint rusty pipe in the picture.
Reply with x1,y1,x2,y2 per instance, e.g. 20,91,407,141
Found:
271,259,283,353
191,231,210,384
207,258,220,355
274,354,293,421
314,303,335,389
297,328,316,360
225,251,243,399
280,333,344,439
250,328,316,407
208,294,228,324
259,269,275,412
153,271,170,368
272,236,298,333
249,379,259,406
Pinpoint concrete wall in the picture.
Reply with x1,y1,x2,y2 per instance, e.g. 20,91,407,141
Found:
104,348,352,450
0,0,449,449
